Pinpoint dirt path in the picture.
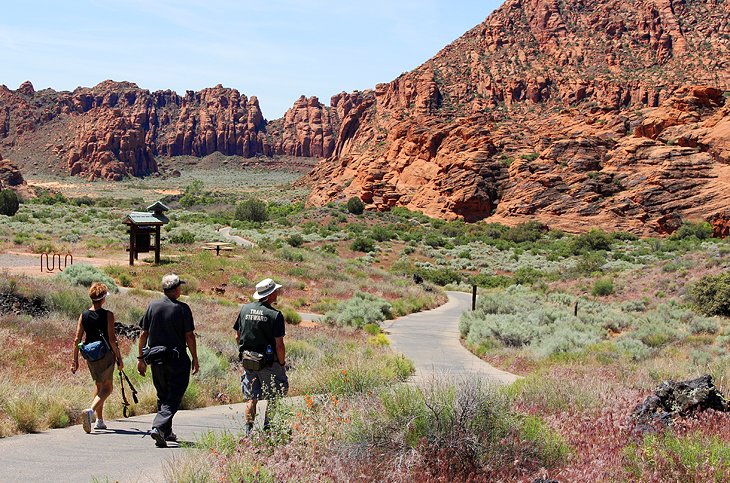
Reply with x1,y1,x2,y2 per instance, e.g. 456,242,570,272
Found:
0,251,130,278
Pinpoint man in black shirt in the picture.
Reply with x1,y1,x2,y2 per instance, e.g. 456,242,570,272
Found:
137,274,199,447
234,278,288,434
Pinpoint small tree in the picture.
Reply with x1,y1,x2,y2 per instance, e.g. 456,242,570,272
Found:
0,189,20,216
235,199,268,222
689,272,730,317
346,196,365,215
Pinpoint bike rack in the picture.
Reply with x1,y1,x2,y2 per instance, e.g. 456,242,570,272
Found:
40,252,73,273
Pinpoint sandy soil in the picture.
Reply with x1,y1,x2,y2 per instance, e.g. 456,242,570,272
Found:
0,250,134,278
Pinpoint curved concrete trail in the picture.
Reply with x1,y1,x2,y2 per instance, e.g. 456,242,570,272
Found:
0,291,516,482
383,291,519,384
0,403,250,482
217,227,255,247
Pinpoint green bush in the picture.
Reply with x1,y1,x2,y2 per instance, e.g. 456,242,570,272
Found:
349,379,568,476
592,279,614,296
688,271,730,317
504,221,548,243
56,264,119,292
235,199,268,222
286,234,304,247
350,237,375,253
324,292,392,328
169,230,196,244
0,189,20,216
572,229,613,253
346,197,365,215
281,306,302,325
671,221,714,240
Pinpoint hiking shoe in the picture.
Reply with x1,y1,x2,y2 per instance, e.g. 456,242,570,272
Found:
244,422,253,436
165,431,177,442
81,409,94,434
93,420,107,430
150,427,167,448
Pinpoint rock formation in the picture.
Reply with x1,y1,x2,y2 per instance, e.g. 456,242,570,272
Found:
0,81,335,181
305,0,730,235
631,374,729,432
0,152,25,189
0,152,33,198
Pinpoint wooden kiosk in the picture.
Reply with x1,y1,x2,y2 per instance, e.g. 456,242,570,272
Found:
123,201,170,266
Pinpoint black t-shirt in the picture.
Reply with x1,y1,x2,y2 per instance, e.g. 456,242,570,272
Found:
139,296,195,350
82,308,110,344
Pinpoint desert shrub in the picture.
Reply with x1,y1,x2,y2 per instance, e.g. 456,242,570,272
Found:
671,221,714,240
196,344,229,381
169,230,196,244
504,221,548,243
49,287,89,320
423,233,448,248
56,264,118,292
281,306,302,325
349,378,568,478
350,237,375,253
0,189,20,216
625,431,730,481
418,267,462,286
574,252,607,275
535,319,602,356
572,229,613,253
513,267,548,286
324,292,392,328
688,272,730,317
277,248,305,262
346,197,365,215
370,225,396,242
633,319,680,348
363,323,381,335
689,316,721,335
615,337,652,361
235,199,268,222
286,234,304,247
592,279,615,296
471,273,513,288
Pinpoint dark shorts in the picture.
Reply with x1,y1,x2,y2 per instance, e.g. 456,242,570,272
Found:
241,362,288,401
87,350,115,382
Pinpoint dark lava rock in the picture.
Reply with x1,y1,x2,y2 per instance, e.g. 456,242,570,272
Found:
0,291,49,318
631,374,729,431
115,321,141,340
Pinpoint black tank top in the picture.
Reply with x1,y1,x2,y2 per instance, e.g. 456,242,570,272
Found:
81,308,110,344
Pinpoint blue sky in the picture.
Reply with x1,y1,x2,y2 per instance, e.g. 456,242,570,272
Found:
1,1,501,119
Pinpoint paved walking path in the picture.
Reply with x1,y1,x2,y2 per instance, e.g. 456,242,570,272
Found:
0,403,252,482
0,290,516,482
383,291,519,384
217,227,255,247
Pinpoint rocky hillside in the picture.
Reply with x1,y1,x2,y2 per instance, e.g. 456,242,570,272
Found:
305,0,730,235
0,81,337,181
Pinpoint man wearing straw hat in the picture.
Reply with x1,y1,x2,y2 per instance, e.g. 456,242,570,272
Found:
234,278,288,434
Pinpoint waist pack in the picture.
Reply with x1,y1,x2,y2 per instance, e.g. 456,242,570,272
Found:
79,340,108,362
240,350,266,371
142,345,169,365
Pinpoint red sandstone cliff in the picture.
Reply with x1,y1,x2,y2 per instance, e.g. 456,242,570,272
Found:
0,81,334,181
305,0,730,235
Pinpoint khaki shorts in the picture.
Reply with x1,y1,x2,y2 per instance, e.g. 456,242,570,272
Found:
241,362,288,401
87,350,115,382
